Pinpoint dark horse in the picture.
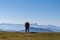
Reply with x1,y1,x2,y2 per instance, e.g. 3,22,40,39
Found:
25,22,30,32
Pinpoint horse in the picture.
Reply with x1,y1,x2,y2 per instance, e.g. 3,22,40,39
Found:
25,22,30,32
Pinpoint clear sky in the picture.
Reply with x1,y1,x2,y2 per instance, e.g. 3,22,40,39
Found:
0,0,60,26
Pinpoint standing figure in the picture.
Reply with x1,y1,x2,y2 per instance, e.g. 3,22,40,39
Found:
25,22,30,32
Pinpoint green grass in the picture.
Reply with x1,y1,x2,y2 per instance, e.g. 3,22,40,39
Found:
0,32,60,40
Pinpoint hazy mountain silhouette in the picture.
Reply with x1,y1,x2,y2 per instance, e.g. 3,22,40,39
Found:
0,29,4,31
30,23,60,32
20,27,53,32
0,23,60,32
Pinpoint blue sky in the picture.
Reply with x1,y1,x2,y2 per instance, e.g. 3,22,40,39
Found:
0,0,60,26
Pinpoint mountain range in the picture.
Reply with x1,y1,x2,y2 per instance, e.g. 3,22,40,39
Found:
0,23,60,32
20,27,53,32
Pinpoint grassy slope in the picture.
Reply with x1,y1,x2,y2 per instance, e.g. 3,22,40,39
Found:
0,32,60,40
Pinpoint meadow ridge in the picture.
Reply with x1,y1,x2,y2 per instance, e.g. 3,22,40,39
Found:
0,32,60,40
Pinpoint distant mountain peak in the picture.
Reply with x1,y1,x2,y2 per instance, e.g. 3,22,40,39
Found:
31,23,39,25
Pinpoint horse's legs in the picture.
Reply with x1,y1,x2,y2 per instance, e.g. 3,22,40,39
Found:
25,27,29,32
25,27,27,32
28,28,29,32
25,30,27,32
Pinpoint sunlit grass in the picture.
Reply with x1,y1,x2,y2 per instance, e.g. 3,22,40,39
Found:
0,32,60,40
